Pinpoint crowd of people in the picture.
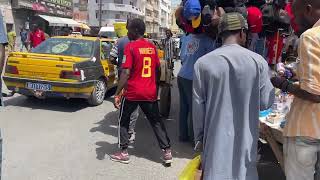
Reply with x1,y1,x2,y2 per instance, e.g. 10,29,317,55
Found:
1,0,320,179
5,24,48,53
108,0,320,180
175,0,320,179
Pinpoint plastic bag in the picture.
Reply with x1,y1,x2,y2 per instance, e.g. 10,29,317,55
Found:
179,155,202,180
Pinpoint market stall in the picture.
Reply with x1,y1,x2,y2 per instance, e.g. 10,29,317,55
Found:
37,14,83,36
259,90,294,171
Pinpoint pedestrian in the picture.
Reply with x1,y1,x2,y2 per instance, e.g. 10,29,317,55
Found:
177,32,216,142
246,6,264,56
110,19,139,143
6,25,16,52
0,12,8,107
111,18,172,164
193,13,275,180
20,27,29,52
29,24,45,48
0,10,8,180
271,0,320,180
163,29,174,60
162,29,175,68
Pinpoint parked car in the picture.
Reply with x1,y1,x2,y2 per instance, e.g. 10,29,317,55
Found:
99,26,117,40
3,36,117,106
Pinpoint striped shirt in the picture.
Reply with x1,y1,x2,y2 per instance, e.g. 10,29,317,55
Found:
284,20,320,139
162,38,174,61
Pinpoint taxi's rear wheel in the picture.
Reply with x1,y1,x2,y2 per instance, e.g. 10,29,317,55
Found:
88,79,107,106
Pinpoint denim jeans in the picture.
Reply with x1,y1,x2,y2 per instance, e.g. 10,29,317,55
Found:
177,76,193,141
284,137,320,180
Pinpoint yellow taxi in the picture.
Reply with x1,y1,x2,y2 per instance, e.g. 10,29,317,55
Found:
3,36,117,106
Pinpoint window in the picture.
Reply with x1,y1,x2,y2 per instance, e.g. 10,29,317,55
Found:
115,14,121,19
101,41,113,60
31,38,95,58
114,0,123,4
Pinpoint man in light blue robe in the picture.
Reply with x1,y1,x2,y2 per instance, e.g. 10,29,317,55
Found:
193,13,275,180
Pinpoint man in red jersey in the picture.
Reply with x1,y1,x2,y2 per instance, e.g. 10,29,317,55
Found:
110,18,172,164
29,24,45,48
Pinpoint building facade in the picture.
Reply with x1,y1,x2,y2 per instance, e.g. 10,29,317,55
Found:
0,0,14,29
10,0,74,36
159,0,170,36
88,0,145,27
145,0,159,37
170,6,179,34
145,0,170,38
73,0,89,23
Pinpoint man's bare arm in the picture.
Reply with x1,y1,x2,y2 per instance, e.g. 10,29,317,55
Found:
287,82,320,103
115,69,130,96
272,77,320,103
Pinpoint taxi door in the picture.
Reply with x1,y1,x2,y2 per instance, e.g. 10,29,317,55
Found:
100,40,117,87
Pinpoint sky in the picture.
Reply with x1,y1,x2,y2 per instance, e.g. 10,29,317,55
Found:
171,0,181,8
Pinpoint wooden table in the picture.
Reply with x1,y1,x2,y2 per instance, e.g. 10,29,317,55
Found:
259,118,285,171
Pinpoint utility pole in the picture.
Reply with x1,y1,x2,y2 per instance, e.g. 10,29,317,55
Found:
99,0,102,28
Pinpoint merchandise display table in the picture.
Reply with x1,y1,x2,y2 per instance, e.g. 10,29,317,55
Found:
259,117,284,171
259,92,293,171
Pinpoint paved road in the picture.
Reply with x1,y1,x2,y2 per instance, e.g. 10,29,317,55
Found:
0,62,284,180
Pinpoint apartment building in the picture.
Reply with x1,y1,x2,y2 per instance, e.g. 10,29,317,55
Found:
145,0,171,38
170,6,180,34
88,0,145,27
159,0,170,36
145,0,159,37
0,0,14,29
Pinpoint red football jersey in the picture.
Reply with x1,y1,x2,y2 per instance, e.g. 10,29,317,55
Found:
247,7,263,33
121,38,160,101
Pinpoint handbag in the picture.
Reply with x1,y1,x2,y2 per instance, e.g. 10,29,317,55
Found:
179,155,203,180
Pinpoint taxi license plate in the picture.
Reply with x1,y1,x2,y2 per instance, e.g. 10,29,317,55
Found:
26,82,52,91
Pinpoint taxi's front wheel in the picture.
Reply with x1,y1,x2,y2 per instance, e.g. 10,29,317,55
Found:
88,79,107,106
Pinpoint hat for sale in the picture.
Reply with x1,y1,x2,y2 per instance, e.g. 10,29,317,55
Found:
183,0,202,28
218,12,248,34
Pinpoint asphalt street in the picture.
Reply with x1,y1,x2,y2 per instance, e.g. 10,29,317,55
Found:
0,62,285,180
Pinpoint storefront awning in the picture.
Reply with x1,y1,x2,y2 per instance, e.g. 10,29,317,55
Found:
38,15,80,27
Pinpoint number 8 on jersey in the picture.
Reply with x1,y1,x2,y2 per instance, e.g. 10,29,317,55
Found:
142,57,152,77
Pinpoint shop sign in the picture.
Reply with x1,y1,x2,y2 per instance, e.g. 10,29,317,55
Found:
18,0,73,17
73,11,88,22
46,0,72,8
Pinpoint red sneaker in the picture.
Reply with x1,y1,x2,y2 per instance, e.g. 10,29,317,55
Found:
162,149,173,164
110,151,130,164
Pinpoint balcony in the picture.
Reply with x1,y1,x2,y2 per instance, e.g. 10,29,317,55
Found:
145,16,153,22
146,3,153,11
160,4,170,13
153,6,159,12
162,0,170,5
101,3,145,16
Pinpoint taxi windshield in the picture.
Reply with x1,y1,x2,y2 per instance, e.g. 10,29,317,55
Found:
31,38,95,58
